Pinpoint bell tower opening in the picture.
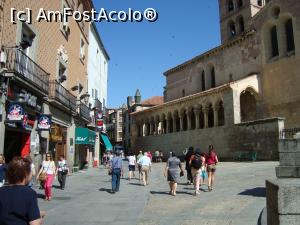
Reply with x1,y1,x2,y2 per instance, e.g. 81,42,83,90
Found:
219,0,266,43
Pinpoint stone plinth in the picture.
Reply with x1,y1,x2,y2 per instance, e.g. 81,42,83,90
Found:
266,179,300,225
276,139,300,178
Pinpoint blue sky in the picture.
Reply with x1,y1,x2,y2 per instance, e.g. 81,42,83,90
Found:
93,0,220,108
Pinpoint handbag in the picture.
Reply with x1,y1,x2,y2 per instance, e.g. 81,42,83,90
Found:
180,170,184,177
38,172,47,182
38,161,51,182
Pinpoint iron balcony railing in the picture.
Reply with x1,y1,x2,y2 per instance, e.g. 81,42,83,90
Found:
49,80,77,112
79,102,90,121
280,128,300,139
4,48,49,94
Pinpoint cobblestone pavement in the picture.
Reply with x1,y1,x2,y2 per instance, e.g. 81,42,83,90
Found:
36,162,278,225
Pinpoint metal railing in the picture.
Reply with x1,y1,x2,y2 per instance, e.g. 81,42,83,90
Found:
79,102,90,121
280,128,300,139
49,80,77,112
4,48,49,94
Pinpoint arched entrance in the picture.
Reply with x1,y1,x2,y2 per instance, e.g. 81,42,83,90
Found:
240,90,257,122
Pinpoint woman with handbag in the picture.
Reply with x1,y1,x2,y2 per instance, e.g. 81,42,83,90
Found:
56,155,68,190
164,152,183,196
37,153,56,201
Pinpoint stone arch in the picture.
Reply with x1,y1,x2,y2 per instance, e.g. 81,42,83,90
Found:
216,100,225,126
190,107,196,130
173,110,180,132
167,112,173,133
207,103,214,128
155,115,160,135
180,108,188,131
199,105,205,129
279,14,296,54
240,88,257,122
237,15,245,33
160,114,167,134
262,21,278,61
150,116,155,135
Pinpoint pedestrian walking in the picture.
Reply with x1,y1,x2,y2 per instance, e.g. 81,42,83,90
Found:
137,152,152,186
206,145,219,191
199,152,207,186
127,152,136,181
190,150,203,195
185,147,194,184
164,152,184,196
136,150,143,181
109,151,124,193
0,154,7,187
56,155,69,190
25,155,36,188
37,153,56,201
0,157,45,225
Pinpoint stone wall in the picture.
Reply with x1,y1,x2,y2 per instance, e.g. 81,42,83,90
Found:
132,117,283,161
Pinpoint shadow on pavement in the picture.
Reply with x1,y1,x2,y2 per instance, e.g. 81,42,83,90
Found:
53,185,61,189
128,183,141,186
238,187,266,197
150,191,194,196
37,193,45,199
99,188,115,194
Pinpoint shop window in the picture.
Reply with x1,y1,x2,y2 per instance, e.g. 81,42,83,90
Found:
228,0,234,12
285,19,295,53
270,25,279,57
201,71,206,91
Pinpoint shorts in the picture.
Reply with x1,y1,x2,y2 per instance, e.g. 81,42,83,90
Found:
129,165,135,171
207,164,216,172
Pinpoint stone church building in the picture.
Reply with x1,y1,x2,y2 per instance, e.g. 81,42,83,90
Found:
130,0,300,160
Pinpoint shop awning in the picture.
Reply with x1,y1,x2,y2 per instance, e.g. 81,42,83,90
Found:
75,128,96,145
100,133,113,151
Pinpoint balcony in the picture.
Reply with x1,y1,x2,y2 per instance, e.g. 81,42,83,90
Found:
4,48,50,94
49,80,77,112
79,102,90,121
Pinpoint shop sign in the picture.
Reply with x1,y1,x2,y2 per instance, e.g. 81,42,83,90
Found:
7,103,24,122
37,115,52,131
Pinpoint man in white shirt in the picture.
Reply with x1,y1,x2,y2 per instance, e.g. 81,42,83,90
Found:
137,152,151,186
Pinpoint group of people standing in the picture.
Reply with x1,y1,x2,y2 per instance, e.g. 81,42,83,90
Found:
108,150,152,193
165,145,218,196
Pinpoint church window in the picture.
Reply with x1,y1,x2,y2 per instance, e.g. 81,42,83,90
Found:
201,71,206,91
228,0,234,12
285,19,295,53
238,16,245,33
228,21,236,37
238,0,243,8
270,25,279,57
211,67,216,88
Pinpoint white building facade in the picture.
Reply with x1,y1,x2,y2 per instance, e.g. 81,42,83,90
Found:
87,23,109,109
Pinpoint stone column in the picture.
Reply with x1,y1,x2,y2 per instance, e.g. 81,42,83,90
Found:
187,111,192,130
194,108,201,129
161,119,165,134
214,106,219,127
204,107,209,128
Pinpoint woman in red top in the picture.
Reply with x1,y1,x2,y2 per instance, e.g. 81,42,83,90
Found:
206,145,218,191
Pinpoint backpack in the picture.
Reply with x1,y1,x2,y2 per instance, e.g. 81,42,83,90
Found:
191,155,202,169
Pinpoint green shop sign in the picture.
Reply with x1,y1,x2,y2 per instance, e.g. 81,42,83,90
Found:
75,128,96,145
